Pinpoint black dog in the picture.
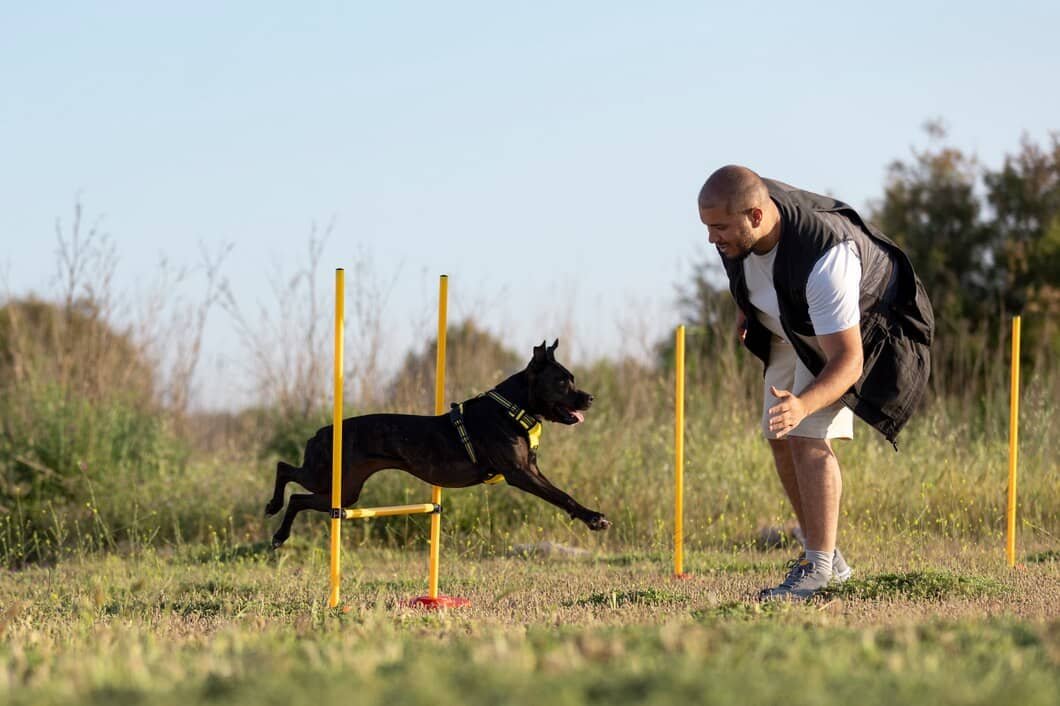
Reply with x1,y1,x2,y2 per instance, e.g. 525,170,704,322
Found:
265,340,610,547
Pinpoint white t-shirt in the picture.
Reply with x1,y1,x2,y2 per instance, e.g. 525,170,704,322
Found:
743,240,861,341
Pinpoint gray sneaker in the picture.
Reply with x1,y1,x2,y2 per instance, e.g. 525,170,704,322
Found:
759,558,831,601
793,528,853,583
832,547,852,583
793,546,853,583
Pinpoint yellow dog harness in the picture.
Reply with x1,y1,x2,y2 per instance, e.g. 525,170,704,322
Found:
448,390,542,485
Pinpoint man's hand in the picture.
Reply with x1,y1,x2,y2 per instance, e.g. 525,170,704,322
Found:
768,385,809,438
769,327,863,437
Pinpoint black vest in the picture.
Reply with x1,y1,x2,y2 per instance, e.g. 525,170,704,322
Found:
722,179,935,446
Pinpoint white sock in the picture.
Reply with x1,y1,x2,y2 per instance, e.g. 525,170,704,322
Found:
806,549,833,576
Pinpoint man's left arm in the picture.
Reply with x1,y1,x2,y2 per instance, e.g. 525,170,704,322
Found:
768,326,863,438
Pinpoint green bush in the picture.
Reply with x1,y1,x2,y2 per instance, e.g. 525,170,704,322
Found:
0,383,187,564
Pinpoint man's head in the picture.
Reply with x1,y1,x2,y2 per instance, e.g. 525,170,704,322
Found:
698,165,777,261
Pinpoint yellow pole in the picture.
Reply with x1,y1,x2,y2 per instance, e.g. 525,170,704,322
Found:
342,503,438,520
328,268,345,608
674,325,685,577
427,275,448,599
1006,315,1021,568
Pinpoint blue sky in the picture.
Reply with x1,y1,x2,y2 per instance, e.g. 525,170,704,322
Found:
2,2,1058,409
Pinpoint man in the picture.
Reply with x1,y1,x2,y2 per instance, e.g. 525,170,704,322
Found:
698,165,933,600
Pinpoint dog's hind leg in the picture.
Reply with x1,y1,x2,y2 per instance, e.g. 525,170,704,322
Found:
271,492,331,548
269,463,377,548
265,461,298,517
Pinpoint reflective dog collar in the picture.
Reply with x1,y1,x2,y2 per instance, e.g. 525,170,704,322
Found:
484,390,543,450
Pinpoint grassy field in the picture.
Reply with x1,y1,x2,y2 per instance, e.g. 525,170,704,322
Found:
2,534,1058,705
2,259,1058,704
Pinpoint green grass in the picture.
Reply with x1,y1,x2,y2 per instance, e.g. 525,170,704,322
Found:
1,541,1058,705
820,570,1007,601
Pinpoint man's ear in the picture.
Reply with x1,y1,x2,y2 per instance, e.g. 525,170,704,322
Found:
749,207,764,228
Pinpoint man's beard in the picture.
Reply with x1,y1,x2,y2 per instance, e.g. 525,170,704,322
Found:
716,244,752,263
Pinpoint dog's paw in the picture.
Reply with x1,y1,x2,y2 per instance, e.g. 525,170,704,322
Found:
264,500,283,517
270,532,289,550
586,513,611,531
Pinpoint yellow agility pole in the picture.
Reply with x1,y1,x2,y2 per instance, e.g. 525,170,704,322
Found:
325,271,461,609
429,274,447,598
328,268,345,608
1006,315,1021,568
342,503,438,520
674,325,687,578
411,275,468,608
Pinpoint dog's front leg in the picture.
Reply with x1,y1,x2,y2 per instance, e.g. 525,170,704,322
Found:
504,464,611,531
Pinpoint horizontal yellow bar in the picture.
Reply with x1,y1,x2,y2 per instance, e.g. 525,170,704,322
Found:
340,503,439,520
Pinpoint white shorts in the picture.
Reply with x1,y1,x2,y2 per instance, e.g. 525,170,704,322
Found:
762,336,853,440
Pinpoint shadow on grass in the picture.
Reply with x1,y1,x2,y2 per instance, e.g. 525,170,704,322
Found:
820,570,1007,601
596,552,781,574
1026,549,1059,564
595,552,667,567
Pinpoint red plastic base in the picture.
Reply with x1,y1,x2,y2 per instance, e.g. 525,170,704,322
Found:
409,595,471,609
674,572,693,580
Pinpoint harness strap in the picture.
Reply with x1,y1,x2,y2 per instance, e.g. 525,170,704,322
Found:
448,402,478,464
448,390,543,486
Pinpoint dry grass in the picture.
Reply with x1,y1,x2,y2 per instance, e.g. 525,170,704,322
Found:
1,540,1058,705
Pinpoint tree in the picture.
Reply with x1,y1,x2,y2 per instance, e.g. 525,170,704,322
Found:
983,133,1060,368
871,123,993,327
984,134,1060,313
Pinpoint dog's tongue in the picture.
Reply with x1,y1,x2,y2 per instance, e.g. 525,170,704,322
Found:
571,410,585,424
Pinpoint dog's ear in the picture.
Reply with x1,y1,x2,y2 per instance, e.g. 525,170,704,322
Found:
548,339,559,358
531,340,548,368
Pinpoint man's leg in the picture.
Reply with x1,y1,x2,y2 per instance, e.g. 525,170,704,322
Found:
768,438,807,534
767,436,850,579
758,437,842,600
758,338,849,599
787,437,842,556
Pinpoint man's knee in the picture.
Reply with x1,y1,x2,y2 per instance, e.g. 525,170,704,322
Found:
768,438,790,453
787,436,834,465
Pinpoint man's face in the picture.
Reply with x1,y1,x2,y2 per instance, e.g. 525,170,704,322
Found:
699,205,760,262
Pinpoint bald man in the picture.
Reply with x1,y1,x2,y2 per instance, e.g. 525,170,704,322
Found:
698,165,933,600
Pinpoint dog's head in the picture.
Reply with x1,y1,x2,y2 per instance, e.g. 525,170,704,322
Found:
526,339,593,425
